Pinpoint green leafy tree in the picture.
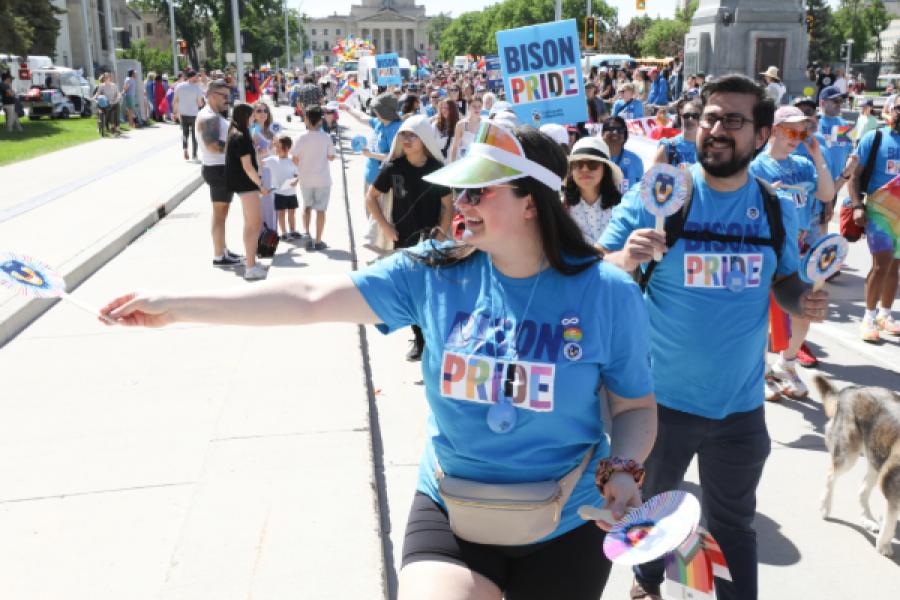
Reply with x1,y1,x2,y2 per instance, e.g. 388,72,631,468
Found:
427,12,452,52
639,18,689,58
675,0,698,24
0,0,64,59
118,39,178,76
832,0,890,64
599,15,653,57
805,0,840,64
132,0,214,69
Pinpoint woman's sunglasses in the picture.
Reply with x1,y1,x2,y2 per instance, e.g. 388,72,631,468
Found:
456,185,515,206
255,108,269,114
571,160,602,171
681,112,700,121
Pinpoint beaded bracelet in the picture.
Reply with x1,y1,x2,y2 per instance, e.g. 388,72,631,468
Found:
595,456,646,495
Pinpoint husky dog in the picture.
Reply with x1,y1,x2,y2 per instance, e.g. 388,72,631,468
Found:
815,375,900,556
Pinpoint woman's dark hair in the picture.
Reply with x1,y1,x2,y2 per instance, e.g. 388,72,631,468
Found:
587,96,599,123
563,161,622,210
435,98,459,135
400,94,419,115
701,74,775,132
603,115,629,144
408,126,601,275
229,103,253,137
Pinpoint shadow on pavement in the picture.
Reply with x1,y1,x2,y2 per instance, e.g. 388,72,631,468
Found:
269,253,309,268
814,360,900,390
679,479,802,566
320,247,353,261
824,516,900,566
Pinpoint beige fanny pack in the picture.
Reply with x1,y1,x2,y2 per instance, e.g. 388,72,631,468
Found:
435,447,595,546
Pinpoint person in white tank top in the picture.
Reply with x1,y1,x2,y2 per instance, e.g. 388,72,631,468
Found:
449,96,483,162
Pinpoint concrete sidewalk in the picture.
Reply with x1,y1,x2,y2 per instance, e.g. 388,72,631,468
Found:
0,109,386,599
0,121,202,347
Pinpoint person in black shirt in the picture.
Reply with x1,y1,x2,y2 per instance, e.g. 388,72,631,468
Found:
816,64,835,102
366,115,453,360
225,103,271,280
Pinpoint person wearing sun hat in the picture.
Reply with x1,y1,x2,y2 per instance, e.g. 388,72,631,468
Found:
563,137,624,243
100,121,657,599
760,66,785,105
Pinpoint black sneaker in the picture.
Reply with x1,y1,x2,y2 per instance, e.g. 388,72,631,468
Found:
213,254,244,267
406,339,423,362
224,249,244,260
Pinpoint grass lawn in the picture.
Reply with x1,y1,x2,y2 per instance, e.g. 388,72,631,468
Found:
0,114,133,167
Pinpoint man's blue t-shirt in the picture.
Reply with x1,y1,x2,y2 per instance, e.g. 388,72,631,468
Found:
612,98,644,120
599,165,799,419
611,148,645,195
364,118,402,184
351,244,654,540
750,153,818,235
854,127,900,194
818,115,853,180
658,134,697,168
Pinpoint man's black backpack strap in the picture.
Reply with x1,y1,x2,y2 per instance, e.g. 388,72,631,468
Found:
638,177,786,292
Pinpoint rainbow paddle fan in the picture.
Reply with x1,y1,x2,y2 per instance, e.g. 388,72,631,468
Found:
800,234,849,291
640,164,691,261
0,252,113,323
602,491,701,566
866,175,900,259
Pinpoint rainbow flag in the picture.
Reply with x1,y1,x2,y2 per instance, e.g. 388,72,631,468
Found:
833,124,853,145
664,528,731,599
867,174,900,258
336,80,359,103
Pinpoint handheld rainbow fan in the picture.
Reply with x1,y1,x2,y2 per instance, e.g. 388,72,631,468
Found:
800,234,849,291
640,164,691,261
592,491,701,566
0,252,113,323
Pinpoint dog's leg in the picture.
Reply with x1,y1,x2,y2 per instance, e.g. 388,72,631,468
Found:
875,502,897,557
822,452,859,518
860,464,881,532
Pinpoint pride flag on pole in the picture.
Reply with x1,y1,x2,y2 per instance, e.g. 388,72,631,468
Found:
336,80,359,103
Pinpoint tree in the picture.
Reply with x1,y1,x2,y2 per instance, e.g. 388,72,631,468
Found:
805,0,840,65
832,0,890,64
0,0,64,59
639,18,689,58
675,0,698,24
118,40,178,76
599,15,653,57
133,0,216,69
427,12,452,52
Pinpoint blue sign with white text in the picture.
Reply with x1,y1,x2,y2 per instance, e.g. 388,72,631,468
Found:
495,20,587,126
485,55,503,92
375,53,402,86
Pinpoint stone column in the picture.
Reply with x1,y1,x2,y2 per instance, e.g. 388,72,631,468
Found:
407,29,415,62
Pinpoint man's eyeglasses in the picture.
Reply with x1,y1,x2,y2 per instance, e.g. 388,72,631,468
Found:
603,126,625,135
456,185,516,206
681,112,700,121
698,113,754,130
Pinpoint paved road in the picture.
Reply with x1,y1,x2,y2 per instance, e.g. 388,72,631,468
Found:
0,107,897,599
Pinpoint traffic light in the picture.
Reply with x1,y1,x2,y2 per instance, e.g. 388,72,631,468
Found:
636,0,646,10
585,16,597,49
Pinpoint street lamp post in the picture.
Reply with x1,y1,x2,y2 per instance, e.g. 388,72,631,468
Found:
845,38,854,79
232,0,245,101
284,0,291,72
169,0,179,76
78,0,95,82
101,0,117,79
555,0,562,21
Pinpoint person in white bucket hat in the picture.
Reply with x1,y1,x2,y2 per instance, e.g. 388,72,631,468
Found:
100,122,656,600
760,66,785,105
564,137,625,243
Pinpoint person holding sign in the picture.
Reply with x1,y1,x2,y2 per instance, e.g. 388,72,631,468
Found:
750,106,834,396
100,123,657,600
599,75,827,600
601,116,645,195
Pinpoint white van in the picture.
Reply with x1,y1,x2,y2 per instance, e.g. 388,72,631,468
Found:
453,55,472,71
1,54,92,116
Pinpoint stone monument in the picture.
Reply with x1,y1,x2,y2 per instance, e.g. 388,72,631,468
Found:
684,0,809,99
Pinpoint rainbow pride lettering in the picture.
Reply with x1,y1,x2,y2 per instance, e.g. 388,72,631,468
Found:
441,351,555,412
683,253,764,288
509,69,579,105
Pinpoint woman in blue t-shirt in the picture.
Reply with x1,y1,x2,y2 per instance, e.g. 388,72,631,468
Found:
653,97,700,169
99,124,656,600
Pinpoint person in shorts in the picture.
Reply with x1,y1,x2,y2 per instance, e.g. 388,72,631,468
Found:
195,79,243,267
264,136,300,240
290,106,335,250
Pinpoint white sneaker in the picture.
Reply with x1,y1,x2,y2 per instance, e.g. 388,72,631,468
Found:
243,265,267,280
771,358,808,399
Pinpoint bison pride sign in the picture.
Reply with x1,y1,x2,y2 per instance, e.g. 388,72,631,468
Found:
496,20,587,126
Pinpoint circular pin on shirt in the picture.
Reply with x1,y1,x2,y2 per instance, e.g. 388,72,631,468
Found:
725,270,746,294
487,398,517,434
564,342,583,361
747,207,760,220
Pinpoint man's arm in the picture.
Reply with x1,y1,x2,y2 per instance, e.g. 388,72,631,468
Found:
197,113,225,154
771,273,828,322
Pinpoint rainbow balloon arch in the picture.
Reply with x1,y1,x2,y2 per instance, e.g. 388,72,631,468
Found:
332,35,376,65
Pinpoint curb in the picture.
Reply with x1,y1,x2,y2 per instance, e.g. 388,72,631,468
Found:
0,174,203,349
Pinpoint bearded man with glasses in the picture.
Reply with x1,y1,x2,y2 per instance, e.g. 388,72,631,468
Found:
600,75,828,600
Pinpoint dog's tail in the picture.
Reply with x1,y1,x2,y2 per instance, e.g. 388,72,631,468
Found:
813,375,839,418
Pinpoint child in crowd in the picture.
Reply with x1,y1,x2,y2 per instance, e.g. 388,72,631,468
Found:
290,106,336,250
264,136,300,240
